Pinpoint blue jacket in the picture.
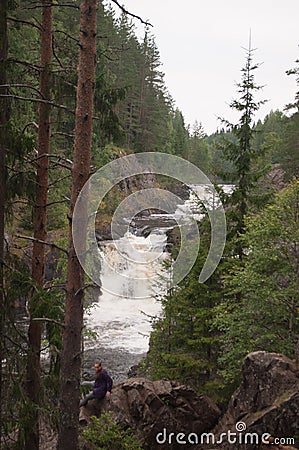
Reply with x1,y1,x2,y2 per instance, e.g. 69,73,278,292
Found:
92,369,113,398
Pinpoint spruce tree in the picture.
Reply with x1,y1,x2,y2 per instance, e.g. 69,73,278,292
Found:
219,45,266,255
281,58,299,178
189,121,211,173
171,108,189,157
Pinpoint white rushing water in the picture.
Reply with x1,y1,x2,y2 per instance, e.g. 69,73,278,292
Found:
87,231,169,354
175,184,234,220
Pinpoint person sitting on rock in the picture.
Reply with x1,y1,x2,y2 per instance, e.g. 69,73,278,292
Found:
80,360,113,407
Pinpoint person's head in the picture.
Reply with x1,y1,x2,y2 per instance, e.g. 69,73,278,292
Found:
94,360,102,373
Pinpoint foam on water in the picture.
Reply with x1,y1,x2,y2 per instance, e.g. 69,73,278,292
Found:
86,231,168,353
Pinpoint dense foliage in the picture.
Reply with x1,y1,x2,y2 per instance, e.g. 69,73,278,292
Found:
215,180,299,382
82,412,142,450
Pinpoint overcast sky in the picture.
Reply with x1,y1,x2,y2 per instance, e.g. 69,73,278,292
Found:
106,0,299,134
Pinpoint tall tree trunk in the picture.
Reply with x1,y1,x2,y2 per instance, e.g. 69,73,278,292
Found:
57,1,97,448
0,0,9,435
25,1,52,449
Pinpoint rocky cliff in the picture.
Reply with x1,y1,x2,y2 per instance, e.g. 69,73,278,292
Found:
212,351,299,450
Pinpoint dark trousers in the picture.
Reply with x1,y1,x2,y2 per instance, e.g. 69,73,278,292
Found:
80,392,100,407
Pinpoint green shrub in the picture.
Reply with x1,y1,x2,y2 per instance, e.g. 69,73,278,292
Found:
81,412,143,450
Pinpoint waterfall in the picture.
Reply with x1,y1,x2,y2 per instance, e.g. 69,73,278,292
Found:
86,231,169,354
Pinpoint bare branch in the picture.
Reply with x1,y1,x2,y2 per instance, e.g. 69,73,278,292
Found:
52,34,64,68
74,282,99,296
26,3,79,10
51,131,74,138
16,235,68,255
22,121,39,134
109,0,153,27
26,154,73,172
3,333,28,351
54,29,80,44
50,160,73,171
0,84,45,98
0,93,74,114
51,75,77,90
26,153,73,165
7,57,41,72
46,199,68,207
0,93,100,120
6,166,37,177
32,317,65,328
7,16,42,30
48,174,71,187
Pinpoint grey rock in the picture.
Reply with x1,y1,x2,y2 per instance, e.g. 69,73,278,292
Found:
80,377,221,449
212,352,299,450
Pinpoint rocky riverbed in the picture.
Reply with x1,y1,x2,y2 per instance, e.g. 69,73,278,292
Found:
82,346,146,383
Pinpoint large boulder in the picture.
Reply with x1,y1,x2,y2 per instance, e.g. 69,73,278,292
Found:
80,377,221,449
213,352,299,449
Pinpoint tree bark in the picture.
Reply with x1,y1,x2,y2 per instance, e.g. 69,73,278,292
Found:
25,1,52,449
0,0,9,436
57,1,97,449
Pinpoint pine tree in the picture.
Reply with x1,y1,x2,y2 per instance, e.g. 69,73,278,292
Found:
219,45,266,256
58,1,97,448
280,58,299,178
171,108,189,157
25,2,53,448
189,121,211,173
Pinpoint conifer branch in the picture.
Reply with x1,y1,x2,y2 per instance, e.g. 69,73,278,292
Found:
16,235,68,255
27,3,80,9
0,93,73,112
0,93,101,120
27,153,73,165
109,0,153,27
3,333,28,351
32,317,65,328
0,84,45,98
7,57,41,71
52,35,64,68
48,174,71,187
51,131,74,138
54,29,80,44
46,199,68,207
7,16,42,31
22,121,39,133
